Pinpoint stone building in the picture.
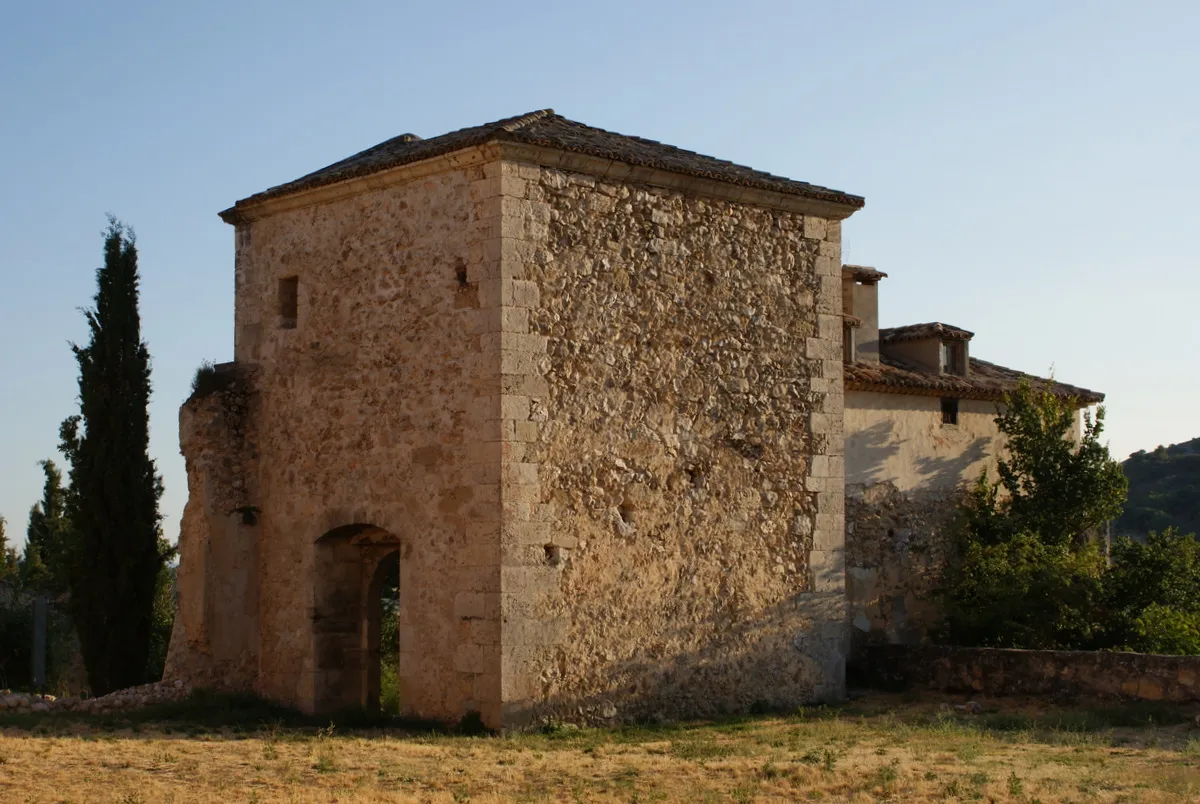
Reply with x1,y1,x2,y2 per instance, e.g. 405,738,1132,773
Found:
164,110,865,729
839,267,1103,646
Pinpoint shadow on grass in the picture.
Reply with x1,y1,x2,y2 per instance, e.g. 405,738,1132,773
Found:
0,689,1194,754
0,689,455,737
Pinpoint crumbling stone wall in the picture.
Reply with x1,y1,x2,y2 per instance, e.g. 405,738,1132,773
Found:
164,367,259,691
497,162,848,723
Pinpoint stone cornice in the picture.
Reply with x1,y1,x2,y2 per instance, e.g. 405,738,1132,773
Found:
219,141,863,225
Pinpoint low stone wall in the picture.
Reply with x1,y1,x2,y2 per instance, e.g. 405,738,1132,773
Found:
851,645,1200,703
0,680,192,715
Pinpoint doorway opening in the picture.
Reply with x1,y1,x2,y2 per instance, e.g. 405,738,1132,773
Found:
312,524,402,714
373,551,400,714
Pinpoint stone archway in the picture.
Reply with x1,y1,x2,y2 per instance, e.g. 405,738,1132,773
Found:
313,524,402,714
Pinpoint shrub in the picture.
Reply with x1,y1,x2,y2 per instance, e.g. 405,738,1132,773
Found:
1101,529,1200,654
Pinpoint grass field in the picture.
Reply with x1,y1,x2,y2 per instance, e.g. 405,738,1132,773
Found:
0,692,1197,803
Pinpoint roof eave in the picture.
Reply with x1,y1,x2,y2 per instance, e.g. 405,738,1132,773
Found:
220,137,866,226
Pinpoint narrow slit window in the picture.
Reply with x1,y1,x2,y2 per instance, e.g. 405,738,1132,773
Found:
843,323,856,362
941,397,959,426
279,276,298,329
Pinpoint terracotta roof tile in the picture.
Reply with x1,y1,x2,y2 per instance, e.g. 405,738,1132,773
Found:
222,109,865,219
880,322,974,343
845,354,1104,404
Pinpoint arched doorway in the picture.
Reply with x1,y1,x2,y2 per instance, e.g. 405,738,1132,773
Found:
313,524,402,714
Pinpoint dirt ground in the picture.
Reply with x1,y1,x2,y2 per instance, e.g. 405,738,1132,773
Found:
0,691,1197,803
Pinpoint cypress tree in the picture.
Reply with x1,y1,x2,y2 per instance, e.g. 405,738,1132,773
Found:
59,218,165,695
21,460,70,596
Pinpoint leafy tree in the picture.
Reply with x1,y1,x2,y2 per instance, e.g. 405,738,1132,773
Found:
59,218,167,695
940,380,1126,648
145,542,177,681
1101,529,1200,654
982,380,1126,548
21,460,70,595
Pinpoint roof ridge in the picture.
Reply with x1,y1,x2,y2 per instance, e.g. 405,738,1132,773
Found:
221,108,866,218
498,108,555,133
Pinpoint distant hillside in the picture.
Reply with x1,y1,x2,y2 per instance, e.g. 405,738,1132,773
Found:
1115,437,1200,538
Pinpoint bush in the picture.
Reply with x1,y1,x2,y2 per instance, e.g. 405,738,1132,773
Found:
1131,604,1200,655
1101,529,1200,654
941,529,1106,649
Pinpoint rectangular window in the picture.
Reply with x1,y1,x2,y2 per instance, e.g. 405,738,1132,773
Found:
278,276,298,329
941,341,965,375
843,324,856,362
941,397,959,426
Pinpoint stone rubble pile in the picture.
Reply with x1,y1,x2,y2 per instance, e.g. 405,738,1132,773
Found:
0,679,191,714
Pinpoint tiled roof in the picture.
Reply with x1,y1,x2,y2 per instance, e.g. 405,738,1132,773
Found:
880,322,974,343
222,109,865,217
845,355,1104,404
842,265,888,282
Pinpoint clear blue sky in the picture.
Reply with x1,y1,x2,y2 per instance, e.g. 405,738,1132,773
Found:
2,1,1197,547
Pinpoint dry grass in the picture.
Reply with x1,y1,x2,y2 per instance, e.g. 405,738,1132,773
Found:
0,692,1198,802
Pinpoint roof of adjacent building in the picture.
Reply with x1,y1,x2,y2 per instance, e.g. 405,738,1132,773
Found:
880,322,974,343
223,109,866,216
845,354,1104,404
842,265,888,282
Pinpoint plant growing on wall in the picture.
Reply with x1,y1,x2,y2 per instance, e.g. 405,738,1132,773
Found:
59,218,169,695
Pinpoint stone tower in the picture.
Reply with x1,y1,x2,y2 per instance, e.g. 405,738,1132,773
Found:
164,110,864,729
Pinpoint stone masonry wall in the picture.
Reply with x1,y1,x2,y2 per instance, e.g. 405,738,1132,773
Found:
494,161,848,724
219,155,509,723
844,392,1004,647
852,644,1200,703
164,369,259,692
844,483,960,645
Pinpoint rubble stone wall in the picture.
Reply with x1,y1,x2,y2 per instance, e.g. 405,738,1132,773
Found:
844,392,1002,646
164,371,259,692
853,644,1200,703
497,161,849,723
169,150,514,724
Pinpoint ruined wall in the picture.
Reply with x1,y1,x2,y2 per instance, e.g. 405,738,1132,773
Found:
496,161,848,723
164,368,259,691
844,391,1003,645
215,154,509,722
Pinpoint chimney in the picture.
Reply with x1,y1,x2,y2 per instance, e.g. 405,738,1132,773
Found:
841,266,886,364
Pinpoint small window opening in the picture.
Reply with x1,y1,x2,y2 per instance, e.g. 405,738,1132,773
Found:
941,340,965,375
941,398,959,426
843,323,856,362
278,277,298,329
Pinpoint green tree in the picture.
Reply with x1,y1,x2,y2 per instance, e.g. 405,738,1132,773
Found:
940,380,1127,648
20,460,70,595
1101,529,1200,654
980,379,1126,548
59,218,167,695
0,517,18,583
